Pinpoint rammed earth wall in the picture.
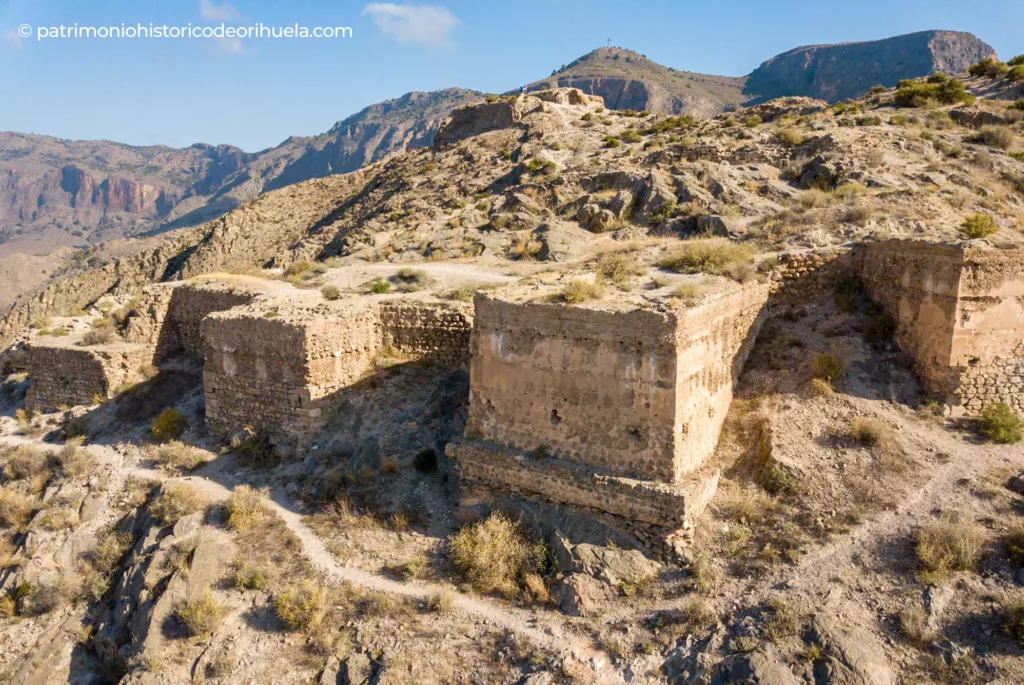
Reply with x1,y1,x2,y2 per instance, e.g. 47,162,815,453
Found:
25,342,152,411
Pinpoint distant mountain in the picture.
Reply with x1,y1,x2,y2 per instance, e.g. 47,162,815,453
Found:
0,88,480,257
521,47,749,118
745,30,996,102
0,29,999,276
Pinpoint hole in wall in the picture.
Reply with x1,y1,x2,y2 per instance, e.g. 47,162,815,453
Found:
550,408,562,426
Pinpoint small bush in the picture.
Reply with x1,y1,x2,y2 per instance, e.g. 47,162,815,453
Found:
394,555,428,580
1,444,48,481
850,417,894,451
811,353,843,384
150,482,209,525
978,402,1022,444
621,129,642,143
275,579,328,632
594,252,644,287
969,125,1014,150
150,409,186,442
894,78,973,108
91,532,134,574
1008,65,1024,82
560,279,603,304
225,485,268,532
81,327,114,346
1006,599,1024,645
176,589,226,637
448,513,543,599
233,562,268,590
658,239,754,280
392,268,430,292
321,285,341,301
230,426,279,468
743,115,762,128
0,491,35,529
370,278,391,294
968,58,1007,78
959,212,998,239
776,129,803,146
604,135,621,148
856,115,882,127
413,448,438,474
898,605,935,645
428,588,456,614
149,441,207,472
916,519,985,581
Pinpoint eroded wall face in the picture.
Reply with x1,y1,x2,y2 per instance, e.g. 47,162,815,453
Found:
953,248,1024,413
674,283,770,476
378,301,472,370
466,297,680,482
25,344,151,411
858,242,964,392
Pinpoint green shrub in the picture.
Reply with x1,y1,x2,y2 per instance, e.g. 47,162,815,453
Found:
811,353,843,385
594,252,645,286
776,128,804,146
1008,65,1024,82
275,579,328,632
1005,600,1024,645
743,115,762,128
658,239,754,281
968,58,1007,78
560,279,603,304
1013,99,1024,112
978,403,1022,444
150,409,186,442
894,78,973,108
856,115,882,127
621,129,642,143
959,213,998,239
370,278,391,294
448,513,543,599
928,72,948,84
176,589,225,637
1009,55,1024,67
604,135,621,148
321,285,341,301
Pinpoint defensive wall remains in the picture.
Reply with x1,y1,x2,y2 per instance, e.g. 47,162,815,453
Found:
11,239,1024,553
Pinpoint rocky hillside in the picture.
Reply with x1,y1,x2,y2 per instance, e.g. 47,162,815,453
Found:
746,30,997,102
0,89,480,258
523,47,749,117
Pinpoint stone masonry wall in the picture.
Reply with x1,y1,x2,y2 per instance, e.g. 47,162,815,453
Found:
25,342,153,412
950,246,1024,413
857,241,964,392
378,301,472,369
467,296,681,483
125,283,259,363
673,282,771,477
202,299,470,450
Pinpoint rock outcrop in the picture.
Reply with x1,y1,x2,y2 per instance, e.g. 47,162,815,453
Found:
746,30,996,103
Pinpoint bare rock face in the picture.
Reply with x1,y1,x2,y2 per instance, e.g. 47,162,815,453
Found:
746,30,996,103
811,615,896,685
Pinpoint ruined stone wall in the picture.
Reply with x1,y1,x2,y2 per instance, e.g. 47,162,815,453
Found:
951,247,1024,413
125,283,259,362
25,343,152,411
674,283,771,476
467,296,681,483
378,301,472,369
770,248,854,307
857,241,964,392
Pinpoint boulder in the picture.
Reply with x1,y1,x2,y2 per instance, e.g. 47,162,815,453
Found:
533,221,594,262
570,543,662,586
730,646,801,685
553,573,613,617
695,215,737,237
948,106,1010,129
636,171,678,226
434,100,525,148
799,156,841,190
185,540,229,602
341,652,373,685
811,615,895,685
518,672,553,685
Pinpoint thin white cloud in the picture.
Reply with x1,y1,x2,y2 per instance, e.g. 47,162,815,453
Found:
198,0,241,22
2,30,24,50
362,3,458,48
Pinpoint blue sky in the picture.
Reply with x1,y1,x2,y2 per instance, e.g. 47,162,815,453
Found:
1,0,1022,152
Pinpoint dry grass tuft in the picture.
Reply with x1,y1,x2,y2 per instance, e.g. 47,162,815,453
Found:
447,513,544,599
150,482,209,525
428,587,457,614
274,579,328,632
849,417,896,453
176,588,226,637
148,441,208,472
225,485,268,532
593,252,644,288
559,279,604,304
658,239,755,281
898,604,935,646
915,519,985,582
0,491,36,530
811,353,844,385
